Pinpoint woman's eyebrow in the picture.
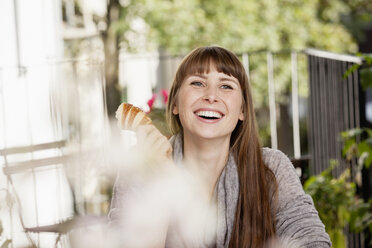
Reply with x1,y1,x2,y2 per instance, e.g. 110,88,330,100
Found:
220,76,239,85
188,74,239,85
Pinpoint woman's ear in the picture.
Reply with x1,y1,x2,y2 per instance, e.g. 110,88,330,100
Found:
172,104,179,115
239,111,244,121
239,105,245,120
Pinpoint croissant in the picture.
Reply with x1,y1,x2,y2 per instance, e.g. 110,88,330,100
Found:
115,103,152,130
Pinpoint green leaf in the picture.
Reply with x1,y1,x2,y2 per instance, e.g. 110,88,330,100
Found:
364,128,372,138
329,229,347,248
364,155,372,169
362,54,372,65
365,137,372,146
343,63,360,79
304,175,316,191
357,142,372,168
360,67,372,91
342,138,356,158
342,128,363,138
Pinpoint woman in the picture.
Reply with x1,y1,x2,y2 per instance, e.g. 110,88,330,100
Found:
109,46,331,248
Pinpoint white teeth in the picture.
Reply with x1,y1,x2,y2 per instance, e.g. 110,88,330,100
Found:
196,110,222,118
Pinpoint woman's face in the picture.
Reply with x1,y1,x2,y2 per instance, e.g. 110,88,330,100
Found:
173,66,244,141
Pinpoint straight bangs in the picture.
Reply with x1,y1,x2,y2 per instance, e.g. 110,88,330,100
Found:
176,46,246,87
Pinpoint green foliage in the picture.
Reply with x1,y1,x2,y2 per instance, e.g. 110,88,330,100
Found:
340,127,372,245
304,161,356,248
343,54,372,92
359,54,372,91
140,0,357,55
304,127,372,247
349,198,372,234
304,161,372,247
360,66,372,92
338,0,372,43
343,63,360,79
341,127,372,169
110,0,360,105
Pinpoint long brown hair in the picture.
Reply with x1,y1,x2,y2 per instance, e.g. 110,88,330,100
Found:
166,46,278,247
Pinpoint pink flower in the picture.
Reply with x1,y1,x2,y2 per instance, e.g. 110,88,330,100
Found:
161,89,169,105
147,93,157,111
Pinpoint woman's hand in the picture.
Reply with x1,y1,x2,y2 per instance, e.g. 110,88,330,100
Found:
135,124,173,161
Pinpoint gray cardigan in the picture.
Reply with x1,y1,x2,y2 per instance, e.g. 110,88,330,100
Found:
170,134,331,248
261,148,331,247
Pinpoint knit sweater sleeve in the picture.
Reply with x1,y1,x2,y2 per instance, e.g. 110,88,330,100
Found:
262,148,332,248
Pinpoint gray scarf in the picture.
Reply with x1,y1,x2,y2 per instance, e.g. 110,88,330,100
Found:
170,134,239,248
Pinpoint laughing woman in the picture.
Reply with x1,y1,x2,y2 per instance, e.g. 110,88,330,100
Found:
109,46,331,248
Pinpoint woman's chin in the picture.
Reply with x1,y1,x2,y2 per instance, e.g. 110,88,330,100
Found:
188,131,231,141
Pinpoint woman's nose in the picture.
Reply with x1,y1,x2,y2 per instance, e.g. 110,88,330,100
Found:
202,85,219,103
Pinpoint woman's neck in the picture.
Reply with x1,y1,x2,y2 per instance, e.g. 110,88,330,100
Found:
182,133,231,198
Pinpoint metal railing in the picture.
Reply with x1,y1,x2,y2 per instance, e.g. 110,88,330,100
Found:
306,48,362,176
306,48,364,248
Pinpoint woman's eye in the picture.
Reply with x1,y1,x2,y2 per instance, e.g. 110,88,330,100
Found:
221,84,233,90
191,81,203,87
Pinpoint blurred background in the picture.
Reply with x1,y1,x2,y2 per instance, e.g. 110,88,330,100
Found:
0,0,372,247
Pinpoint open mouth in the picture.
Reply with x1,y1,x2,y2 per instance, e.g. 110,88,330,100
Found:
195,110,224,120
